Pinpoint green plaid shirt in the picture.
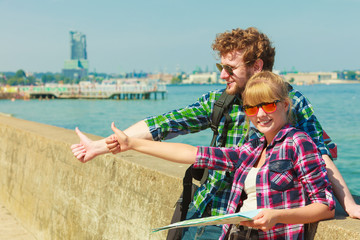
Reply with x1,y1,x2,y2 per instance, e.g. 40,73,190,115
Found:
145,88,330,216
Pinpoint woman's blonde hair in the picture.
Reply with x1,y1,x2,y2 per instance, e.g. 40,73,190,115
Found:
242,71,292,122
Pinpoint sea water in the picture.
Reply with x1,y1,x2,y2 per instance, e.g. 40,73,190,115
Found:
0,83,359,194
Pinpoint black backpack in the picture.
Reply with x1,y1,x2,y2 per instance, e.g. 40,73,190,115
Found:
166,90,235,240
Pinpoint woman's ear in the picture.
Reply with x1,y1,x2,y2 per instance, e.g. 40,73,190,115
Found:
283,100,290,112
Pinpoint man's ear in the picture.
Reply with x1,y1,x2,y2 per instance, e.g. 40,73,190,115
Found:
253,59,264,73
283,100,290,112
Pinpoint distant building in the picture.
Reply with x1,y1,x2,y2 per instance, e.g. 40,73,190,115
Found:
70,31,87,60
62,31,89,80
282,72,338,85
183,72,218,84
148,73,173,83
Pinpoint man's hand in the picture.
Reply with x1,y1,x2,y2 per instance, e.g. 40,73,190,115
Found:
71,127,108,163
322,154,360,219
346,203,360,219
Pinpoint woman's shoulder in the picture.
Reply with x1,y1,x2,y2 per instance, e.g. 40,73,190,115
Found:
283,125,313,142
285,126,318,152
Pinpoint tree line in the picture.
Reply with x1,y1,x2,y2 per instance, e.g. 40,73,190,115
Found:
0,70,87,86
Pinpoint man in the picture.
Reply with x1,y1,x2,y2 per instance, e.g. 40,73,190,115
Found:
71,27,360,239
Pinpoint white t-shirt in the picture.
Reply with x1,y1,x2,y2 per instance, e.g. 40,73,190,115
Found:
240,167,260,213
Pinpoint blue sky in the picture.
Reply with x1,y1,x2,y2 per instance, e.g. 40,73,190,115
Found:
1,0,359,74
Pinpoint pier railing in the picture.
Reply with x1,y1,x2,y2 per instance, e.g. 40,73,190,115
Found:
17,81,167,100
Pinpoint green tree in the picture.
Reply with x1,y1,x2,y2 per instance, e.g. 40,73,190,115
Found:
15,69,26,78
0,75,6,85
7,77,19,86
27,76,36,85
42,74,55,84
13,69,27,85
346,71,357,80
171,75,182,84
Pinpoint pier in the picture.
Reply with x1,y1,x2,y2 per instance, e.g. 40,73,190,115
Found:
17,80,167,100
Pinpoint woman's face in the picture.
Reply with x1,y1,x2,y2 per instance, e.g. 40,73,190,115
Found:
247,100,289,143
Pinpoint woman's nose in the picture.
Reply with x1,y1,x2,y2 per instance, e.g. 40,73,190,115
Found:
257,107,267,117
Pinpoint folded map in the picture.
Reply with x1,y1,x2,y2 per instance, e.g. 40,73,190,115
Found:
152,209,263,233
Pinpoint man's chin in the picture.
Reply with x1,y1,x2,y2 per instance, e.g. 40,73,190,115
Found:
226,86,243,95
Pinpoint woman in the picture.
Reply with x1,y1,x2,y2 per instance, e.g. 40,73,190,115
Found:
109,71,335,240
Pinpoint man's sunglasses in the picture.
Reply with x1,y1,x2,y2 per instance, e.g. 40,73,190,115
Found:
243,100,281,116
216,63,234,76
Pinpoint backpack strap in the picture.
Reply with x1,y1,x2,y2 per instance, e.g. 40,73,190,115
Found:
179,90,236,221
286,82,293,91
181,166,194,220
200,91,236,185
210,91,236,147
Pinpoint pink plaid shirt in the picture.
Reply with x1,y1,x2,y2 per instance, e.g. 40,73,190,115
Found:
195,125,335,240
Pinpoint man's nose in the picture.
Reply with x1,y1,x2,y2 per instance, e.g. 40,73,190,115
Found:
220,69,230,79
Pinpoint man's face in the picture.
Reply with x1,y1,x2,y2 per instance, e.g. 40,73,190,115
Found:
219,50,255,95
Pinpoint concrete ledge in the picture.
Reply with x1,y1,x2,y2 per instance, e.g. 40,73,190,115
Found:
0,115,359,239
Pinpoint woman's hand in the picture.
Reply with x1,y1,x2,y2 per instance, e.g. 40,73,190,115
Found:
108,122,132,152
105,134,121,154
240,209,279,231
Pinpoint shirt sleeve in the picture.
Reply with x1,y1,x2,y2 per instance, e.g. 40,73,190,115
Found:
292,131,335,210
144,91,214,141
290,88,332,157
194,146,239,171
194,143,252,171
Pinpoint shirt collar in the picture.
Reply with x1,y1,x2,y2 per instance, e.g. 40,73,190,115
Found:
267,124,294,147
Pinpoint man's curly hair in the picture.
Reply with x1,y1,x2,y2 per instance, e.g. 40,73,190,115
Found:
212,27,275,71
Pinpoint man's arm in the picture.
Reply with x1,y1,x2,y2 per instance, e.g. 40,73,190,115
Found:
71,90,215,162
322,154,360,219
290,88,360,219
71,120,152,163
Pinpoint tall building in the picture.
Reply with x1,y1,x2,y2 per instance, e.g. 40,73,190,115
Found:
70,31,87,60
62,31,89,80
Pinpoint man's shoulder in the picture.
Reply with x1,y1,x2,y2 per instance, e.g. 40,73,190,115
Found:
288,86,303,96
199,88,226,102
287,86,311,108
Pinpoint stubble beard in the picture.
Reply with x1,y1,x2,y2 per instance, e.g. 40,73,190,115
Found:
225,69,253,96
225,84,244,95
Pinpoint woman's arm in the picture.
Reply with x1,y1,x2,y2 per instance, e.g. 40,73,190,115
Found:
71,120,153,163
71,90,215,163
241,203,334,231
111,122,197,164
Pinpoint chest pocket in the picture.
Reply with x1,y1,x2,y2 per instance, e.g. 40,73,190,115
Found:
269,160,295,191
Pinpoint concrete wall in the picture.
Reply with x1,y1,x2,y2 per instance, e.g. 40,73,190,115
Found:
0,115,360,239
0,115,187,240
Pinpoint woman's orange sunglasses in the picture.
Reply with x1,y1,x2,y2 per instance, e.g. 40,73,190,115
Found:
243,100,280,116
